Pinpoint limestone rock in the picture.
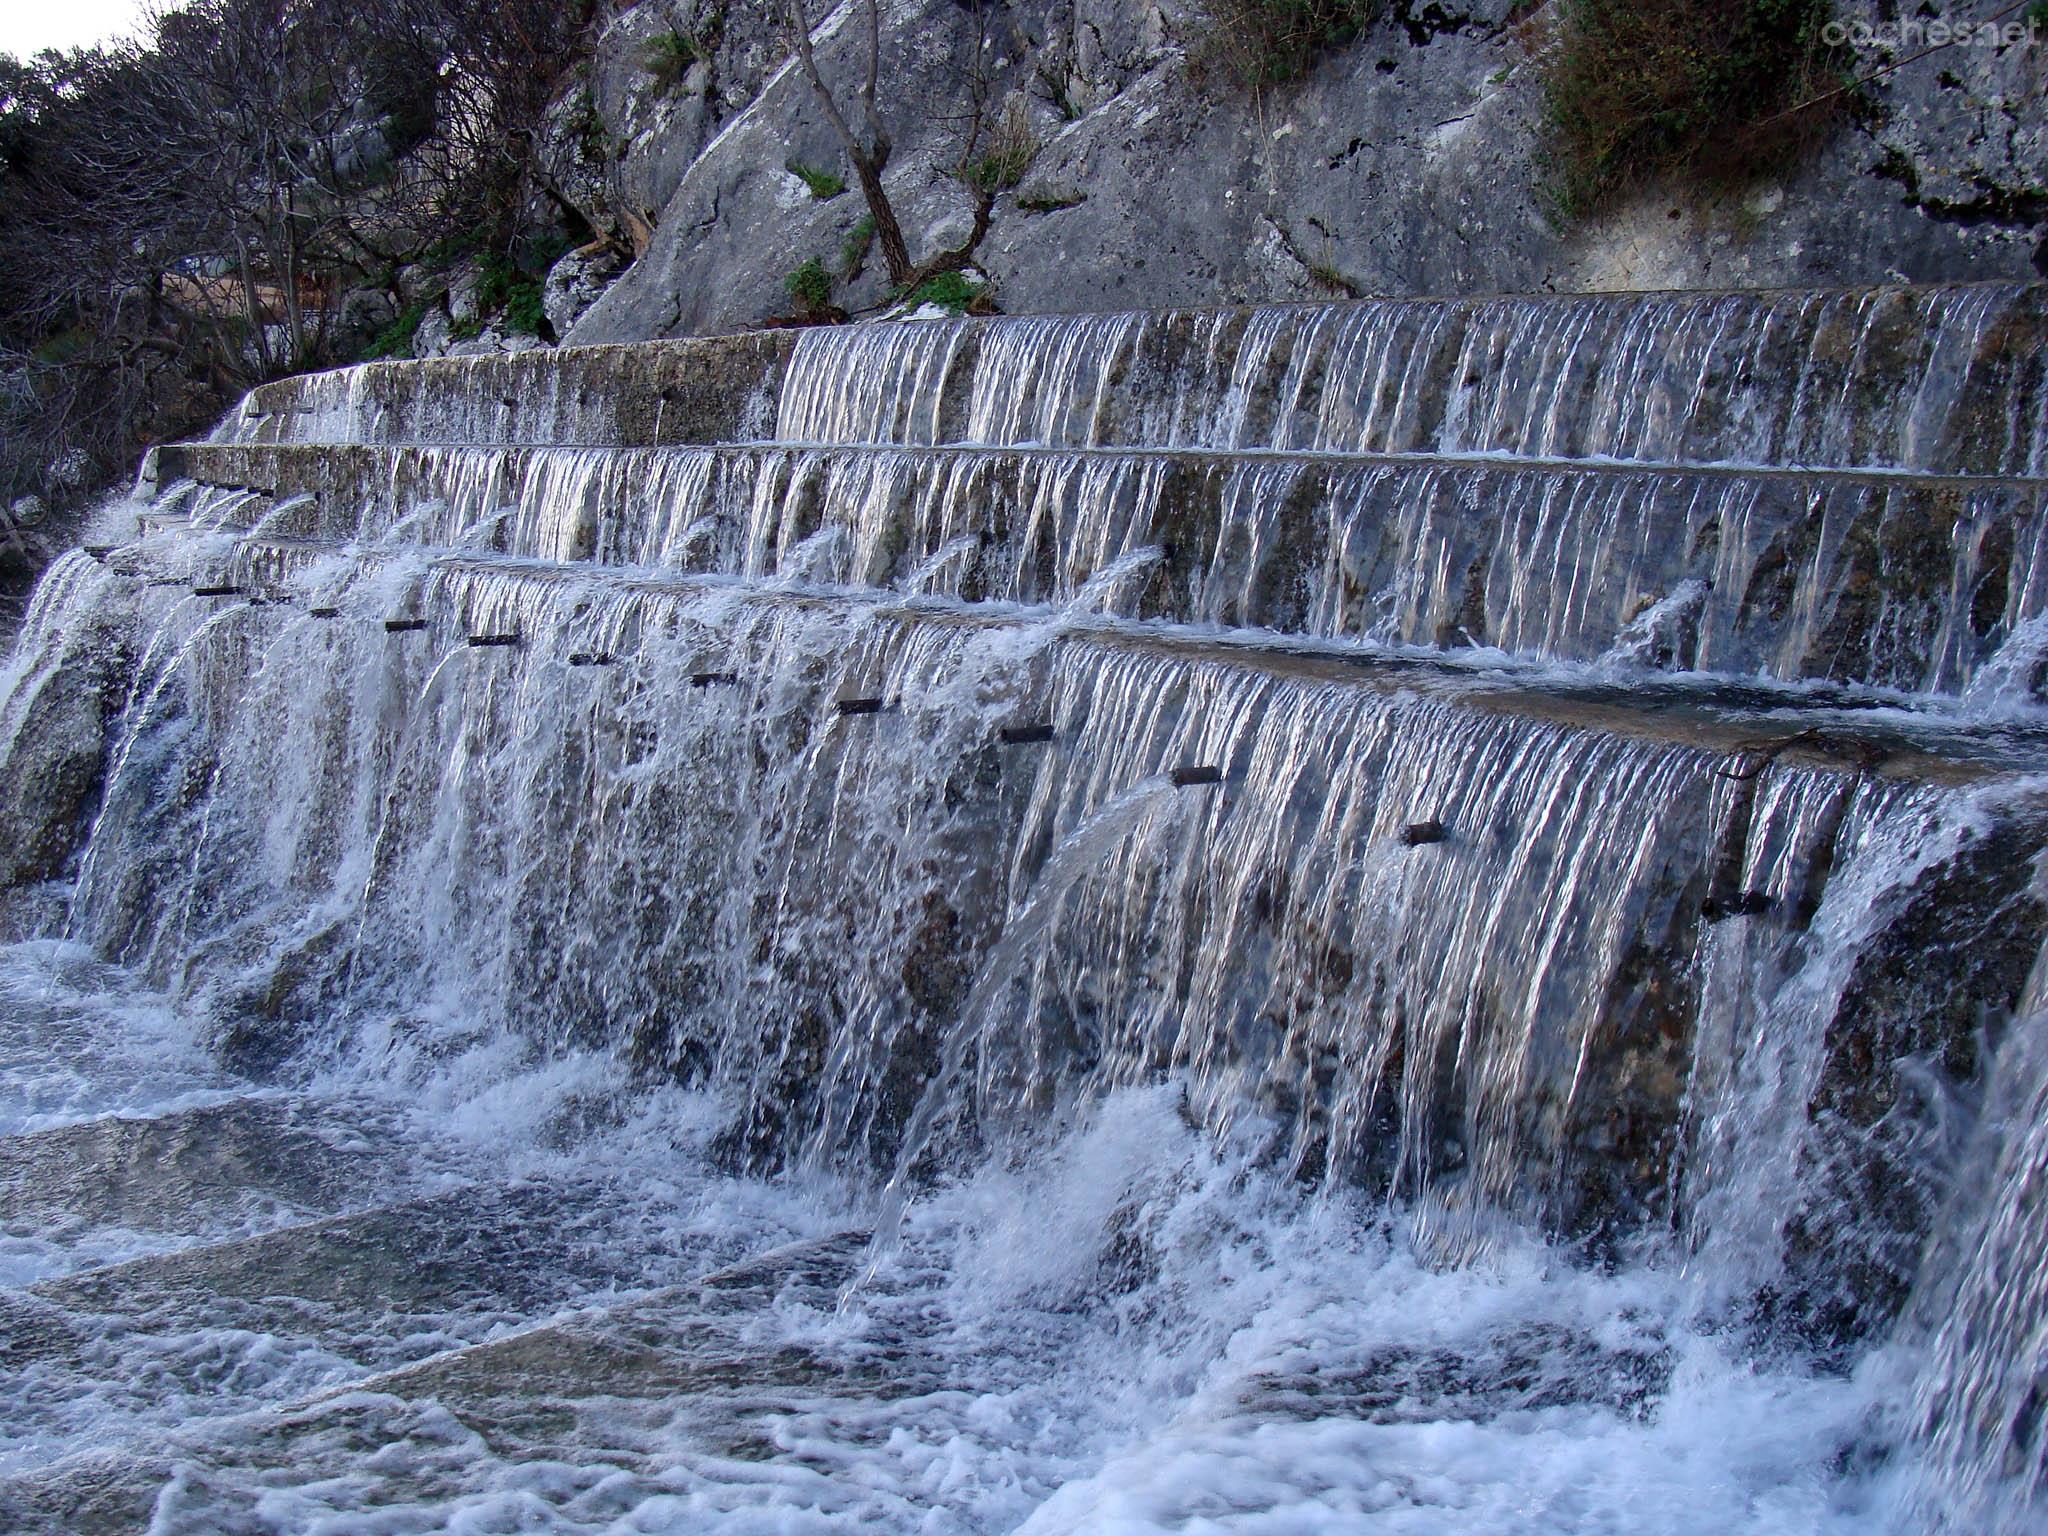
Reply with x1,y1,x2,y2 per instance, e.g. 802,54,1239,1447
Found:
544,246,628,338
413,306,456,358
0,585,133,889
567,0,2048,346
446,263,485,327
338,287,397,343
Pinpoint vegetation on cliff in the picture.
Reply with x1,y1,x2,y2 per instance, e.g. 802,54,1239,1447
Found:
1537,0,1850,216
0,0,600,525
1192,0,1379,88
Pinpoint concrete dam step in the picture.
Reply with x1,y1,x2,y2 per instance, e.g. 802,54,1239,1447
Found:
156,433,2048,697
133,535,2048,782
146,284,2048,702
7,284,2048,1529
217,281,2048,480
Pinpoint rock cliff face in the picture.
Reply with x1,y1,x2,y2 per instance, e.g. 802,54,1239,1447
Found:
559,0,2047,344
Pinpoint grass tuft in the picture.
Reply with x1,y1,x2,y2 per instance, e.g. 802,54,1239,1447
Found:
961,103,1039,196
785,158,847,199
1192,0,1377,88
644,29,711,90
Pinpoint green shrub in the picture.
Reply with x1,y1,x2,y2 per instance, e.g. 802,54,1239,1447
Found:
906,270,985,313
1539,0,1849,218
840,214,877,277
421,233,479,273
1193,0,1376,88
521,231,574,273
785,158,846,199
644,28,711,90
502,282,549,337
786,257,835,312
474,250,552,338
450,316,483,342
961,102,1038,196
31,326,94,364
362,305,424,361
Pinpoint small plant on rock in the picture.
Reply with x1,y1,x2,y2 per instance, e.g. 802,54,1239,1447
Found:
1016,185,1086,213
475,251,553,339
644,28,711,90
1193,0,1377,88
961,103,1039,196
906,270,986,314
840,214,877,277
785,158,847,199
786,257,836,315
362,305,424,361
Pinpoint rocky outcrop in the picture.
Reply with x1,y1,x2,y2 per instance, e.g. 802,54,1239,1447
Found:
0,565,133,891
563,0,2048,344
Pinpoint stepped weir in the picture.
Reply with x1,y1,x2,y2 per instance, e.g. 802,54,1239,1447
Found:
1,283,2046,1532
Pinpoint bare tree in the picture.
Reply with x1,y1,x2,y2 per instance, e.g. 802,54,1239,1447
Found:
0,0,597,507
782,0,1037,295
784,0,916,285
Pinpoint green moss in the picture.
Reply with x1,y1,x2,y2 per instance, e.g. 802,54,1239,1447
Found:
906,270,985,313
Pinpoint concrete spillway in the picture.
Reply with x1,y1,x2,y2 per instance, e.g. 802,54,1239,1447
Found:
2,282,2046,1532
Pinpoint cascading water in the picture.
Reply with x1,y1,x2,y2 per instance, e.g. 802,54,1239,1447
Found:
2,282,2046,1534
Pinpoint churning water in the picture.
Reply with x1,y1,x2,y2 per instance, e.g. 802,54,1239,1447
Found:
0,941,1930,1535
3,283,2047,1533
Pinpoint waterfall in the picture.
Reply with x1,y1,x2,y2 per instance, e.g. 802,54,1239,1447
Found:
773,285,2048,474
3,281,2046,1533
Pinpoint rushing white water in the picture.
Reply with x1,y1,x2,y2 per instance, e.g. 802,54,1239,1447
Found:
771,285,2048,475
0,945,1920,1534
4,283,2047,1533
169,436,2048,697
